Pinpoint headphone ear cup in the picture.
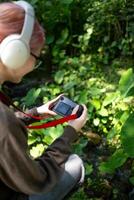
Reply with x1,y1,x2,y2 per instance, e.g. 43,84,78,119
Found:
0,34,30,69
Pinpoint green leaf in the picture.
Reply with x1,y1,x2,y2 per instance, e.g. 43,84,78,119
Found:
103,92,119,106
31,0,38,4
51,87,61,96
89,87,104,96
117,101,128,111
56,28,69,45
42,126,63,145
99,149,128,174
98,107,108,116
93,118,100,126
73,137,88,155
85,164,93,175
61,0,73,5
28,136,37,145
22,88,41,106
43,135,53,145
119,68,134,97
91,99,101,110
30,144,45,158
64,81,76,91
54,70,65,84
119,111,129,124
46,34,55,44
121,113,134,157
79,91,88,104
49,126,63,140
107,128,116,140
129,177,134,185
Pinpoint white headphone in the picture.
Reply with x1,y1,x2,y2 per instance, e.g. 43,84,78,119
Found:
0,1,35,69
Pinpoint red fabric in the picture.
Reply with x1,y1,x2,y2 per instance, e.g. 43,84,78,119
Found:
26,114,77,129
22,112,48,120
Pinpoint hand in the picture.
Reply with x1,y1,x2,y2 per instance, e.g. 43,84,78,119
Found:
68,104,87,132
37,94,64,117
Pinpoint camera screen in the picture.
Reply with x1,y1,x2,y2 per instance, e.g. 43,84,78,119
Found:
56,102,71,115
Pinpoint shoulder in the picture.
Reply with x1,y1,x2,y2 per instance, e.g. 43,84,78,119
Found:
0,101,27,138
0,101,17,124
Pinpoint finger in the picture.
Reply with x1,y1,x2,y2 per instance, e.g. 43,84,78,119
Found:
72,105,79,114
47,110,57,116
49,94,64,104
80,104,87,117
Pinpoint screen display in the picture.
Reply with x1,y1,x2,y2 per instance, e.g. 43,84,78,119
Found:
56,102,71,115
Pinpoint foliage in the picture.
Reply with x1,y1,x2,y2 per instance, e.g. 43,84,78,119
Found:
67,188,89,200
11,0,134,198
121,113,134,158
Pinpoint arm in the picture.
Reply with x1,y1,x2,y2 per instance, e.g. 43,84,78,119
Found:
15,95,63,125
0,102,78,195
15,107,40,125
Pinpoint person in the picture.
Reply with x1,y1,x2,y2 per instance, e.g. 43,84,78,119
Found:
0,1,87,200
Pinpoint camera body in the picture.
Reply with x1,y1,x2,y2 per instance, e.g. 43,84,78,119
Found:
51,96,83,118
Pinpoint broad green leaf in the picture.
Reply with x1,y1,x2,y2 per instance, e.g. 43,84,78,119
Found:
116,101,129,111
42,126,63,145
119,111,129,124
51,87,61,95
127,87,134,96
54,70,65,84
30,144,45,158
91,99,101,110
107,128,116,139
99,149,128,174
93,118,100,126
28,136,37,145
22,88,41,106
103,92,119,106
121,113,134,157
64,81,76,91
87,27,93,36
89,87,103,96
119,68,134,97
43,135,53,145
79,91,88,104
48,126,63,140
98,107,108,116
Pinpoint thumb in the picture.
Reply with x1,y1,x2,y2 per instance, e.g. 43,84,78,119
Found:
72,105,79,114
49,94,64,105
47,110,57,116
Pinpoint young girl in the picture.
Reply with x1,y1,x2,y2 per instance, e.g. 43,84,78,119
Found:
0,1,87,200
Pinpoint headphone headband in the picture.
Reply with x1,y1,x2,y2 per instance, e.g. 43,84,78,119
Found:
14,1,35,43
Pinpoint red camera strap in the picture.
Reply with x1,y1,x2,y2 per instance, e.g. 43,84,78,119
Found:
0,91,77,129
27,114,77,129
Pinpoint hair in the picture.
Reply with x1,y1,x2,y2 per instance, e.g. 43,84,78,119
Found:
0,2,45,54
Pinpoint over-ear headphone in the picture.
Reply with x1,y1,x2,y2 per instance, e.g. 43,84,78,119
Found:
0,1,35,69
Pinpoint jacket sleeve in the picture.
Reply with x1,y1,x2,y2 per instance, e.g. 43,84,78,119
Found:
0,103,78,195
